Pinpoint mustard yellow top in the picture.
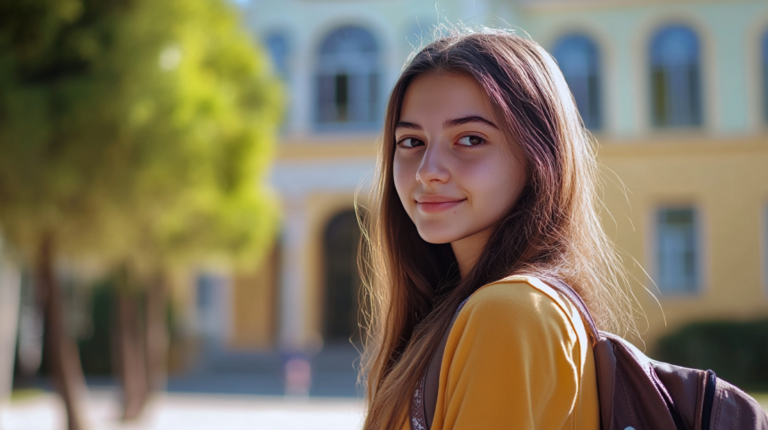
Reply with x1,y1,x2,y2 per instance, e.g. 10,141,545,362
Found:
403,276,600,430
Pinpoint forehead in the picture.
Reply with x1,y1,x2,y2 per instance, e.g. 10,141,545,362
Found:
399,72,496,124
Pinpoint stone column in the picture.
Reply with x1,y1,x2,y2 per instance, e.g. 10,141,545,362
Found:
278,198,309,352
0,246,21,411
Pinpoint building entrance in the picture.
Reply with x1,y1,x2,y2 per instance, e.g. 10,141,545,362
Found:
321,209,363,344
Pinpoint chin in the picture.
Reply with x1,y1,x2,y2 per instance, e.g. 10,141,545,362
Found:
415,225,463,245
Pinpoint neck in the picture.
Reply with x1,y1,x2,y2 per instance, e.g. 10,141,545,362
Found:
451,228,492,279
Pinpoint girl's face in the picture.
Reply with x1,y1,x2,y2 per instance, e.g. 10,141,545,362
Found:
393,73,526,263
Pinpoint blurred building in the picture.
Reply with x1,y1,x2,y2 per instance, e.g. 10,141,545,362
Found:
216,0,768,353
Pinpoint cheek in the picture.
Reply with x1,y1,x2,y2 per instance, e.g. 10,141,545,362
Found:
392,157,415,214
465,155,525,213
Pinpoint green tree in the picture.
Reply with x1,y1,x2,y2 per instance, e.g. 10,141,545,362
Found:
100,1,281,420
0,0,281,427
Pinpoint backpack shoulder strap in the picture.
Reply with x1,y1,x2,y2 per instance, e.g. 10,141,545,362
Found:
500,275,599,346
542,278,600,346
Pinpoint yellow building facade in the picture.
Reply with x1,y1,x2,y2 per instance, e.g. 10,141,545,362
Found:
600,136,768,344
224,0,768,352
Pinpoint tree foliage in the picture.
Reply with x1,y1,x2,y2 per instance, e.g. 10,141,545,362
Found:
0,0,282,272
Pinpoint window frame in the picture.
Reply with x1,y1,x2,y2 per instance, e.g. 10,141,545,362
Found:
652,205,704,296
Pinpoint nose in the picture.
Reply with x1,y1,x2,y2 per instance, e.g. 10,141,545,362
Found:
415,142,450,184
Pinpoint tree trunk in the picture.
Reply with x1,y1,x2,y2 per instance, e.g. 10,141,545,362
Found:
36,232,88,430
144,273,168,393
114,288,149,421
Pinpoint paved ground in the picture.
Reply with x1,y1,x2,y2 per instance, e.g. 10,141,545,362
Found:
165,343,363,397
4,388,768,430
1,391,364,430
5,342,766,430
3,344,366,430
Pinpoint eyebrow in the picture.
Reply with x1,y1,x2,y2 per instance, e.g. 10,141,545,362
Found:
395,115,499,131
445,115,499,129
395,121,422,130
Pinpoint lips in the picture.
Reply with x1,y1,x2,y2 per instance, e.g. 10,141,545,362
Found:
415,196,465,213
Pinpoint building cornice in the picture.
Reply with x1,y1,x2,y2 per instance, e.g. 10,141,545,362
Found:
516,0,749,13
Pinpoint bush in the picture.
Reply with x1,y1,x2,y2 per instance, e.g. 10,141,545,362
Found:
654,319,768,391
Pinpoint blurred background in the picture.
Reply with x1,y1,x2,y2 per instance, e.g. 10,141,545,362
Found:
1,0,768,429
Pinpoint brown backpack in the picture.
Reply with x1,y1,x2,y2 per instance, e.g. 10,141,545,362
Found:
409,278,768,430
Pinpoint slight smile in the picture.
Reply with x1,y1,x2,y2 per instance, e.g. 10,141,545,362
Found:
416,196,466,213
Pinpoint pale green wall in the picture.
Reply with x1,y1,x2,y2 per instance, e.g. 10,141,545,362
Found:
494,1,768,137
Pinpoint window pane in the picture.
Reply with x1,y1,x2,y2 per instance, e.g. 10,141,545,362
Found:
334,74,349,122
657,207,700,294
649,25,702,128
316,75,336,123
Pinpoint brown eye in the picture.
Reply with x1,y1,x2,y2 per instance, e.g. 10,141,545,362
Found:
397,138,424,148
456,135,485,146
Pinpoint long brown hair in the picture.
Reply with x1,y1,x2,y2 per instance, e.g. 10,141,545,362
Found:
359,28,636,429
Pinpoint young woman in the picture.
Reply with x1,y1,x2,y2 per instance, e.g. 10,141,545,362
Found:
360,29,635,429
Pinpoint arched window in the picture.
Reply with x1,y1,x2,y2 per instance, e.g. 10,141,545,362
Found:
762,29,768,123
649,25,703,128
553,34,602,130
316,26,380,128
264,32,289,79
